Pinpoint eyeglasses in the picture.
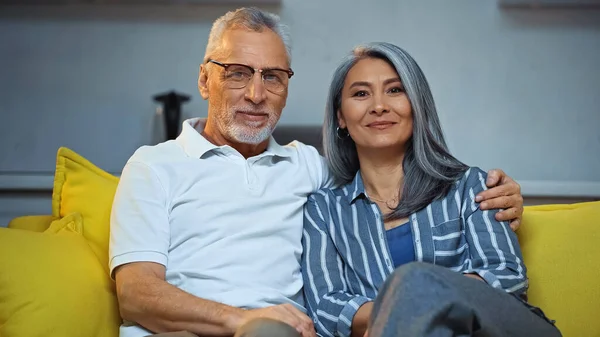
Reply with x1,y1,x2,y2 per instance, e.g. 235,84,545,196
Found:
207,59,294,94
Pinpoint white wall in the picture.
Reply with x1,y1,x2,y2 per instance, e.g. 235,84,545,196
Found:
0,0,599,224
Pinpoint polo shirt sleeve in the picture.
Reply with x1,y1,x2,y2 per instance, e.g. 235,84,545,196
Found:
298,143,335,190
319,155,335,189
109,160,170,279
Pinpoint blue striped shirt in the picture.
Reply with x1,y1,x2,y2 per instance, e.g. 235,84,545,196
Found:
301,167,528,337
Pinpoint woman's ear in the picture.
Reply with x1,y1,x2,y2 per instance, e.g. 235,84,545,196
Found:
337,110,347,129
198,64,209,100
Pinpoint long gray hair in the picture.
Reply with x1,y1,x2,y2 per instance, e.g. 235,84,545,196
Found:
323,42,469,219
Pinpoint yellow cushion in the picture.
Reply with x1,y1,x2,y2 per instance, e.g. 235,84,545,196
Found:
52,147,119,273
519,201,600,337
0,213,120,337
7,215,55,232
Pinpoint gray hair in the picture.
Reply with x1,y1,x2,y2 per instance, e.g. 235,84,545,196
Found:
323,42,469,219
204,7,292,65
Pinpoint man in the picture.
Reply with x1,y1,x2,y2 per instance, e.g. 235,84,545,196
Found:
109,7,524,337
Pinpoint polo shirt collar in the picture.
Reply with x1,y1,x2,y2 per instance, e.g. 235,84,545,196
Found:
176,118,219,159
264,136,291,158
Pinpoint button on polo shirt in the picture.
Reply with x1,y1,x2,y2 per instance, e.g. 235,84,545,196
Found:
109,118,331,337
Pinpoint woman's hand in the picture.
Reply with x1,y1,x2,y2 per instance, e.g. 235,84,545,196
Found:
352,302,374,337
475,169,524,231
464,273,485,282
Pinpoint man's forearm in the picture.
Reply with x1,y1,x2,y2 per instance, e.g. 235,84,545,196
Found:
119,275,244,336
351,302,373,337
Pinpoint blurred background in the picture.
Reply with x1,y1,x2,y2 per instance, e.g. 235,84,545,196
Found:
0,0,599,226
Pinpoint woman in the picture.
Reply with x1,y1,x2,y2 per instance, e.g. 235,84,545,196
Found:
301,42,561,337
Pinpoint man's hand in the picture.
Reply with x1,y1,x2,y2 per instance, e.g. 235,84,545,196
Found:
239,304,316,337
475,169,524,231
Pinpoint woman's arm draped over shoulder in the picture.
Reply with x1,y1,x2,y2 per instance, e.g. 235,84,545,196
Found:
461,168,528,295
301,194,373,337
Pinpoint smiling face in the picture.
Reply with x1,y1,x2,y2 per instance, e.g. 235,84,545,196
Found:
338,57,413,153
198,28,290,145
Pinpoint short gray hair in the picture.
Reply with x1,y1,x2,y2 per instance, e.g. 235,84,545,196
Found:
204,7,292,65
323,42,469,219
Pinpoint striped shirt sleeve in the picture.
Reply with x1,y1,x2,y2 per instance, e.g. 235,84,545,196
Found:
302,194,372,337
460,168,528,295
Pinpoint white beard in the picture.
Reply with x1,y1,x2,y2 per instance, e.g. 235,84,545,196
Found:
217,109,278,145
225,122,274,145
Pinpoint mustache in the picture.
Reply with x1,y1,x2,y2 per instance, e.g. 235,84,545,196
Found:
232,106,274,115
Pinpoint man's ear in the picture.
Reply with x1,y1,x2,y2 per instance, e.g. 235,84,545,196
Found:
198,64,209,100
337,110,347,129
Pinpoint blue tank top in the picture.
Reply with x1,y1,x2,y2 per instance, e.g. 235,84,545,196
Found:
385,223,416,268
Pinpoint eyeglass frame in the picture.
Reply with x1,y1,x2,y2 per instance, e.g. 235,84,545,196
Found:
206,59,294,92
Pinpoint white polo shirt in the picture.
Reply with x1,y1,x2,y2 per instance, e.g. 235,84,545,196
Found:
109,118,330,337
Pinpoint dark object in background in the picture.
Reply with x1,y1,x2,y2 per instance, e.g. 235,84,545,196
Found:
153,91,191,140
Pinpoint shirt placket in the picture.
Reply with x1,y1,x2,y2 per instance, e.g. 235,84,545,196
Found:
370,202,395,274
245,156,267,193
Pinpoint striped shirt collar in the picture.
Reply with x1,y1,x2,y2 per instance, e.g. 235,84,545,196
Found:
346,171,368,204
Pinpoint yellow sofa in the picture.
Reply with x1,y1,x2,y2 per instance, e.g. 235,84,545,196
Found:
0,147,599,337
